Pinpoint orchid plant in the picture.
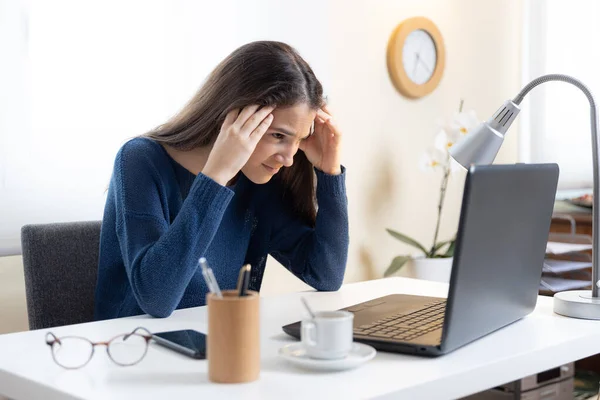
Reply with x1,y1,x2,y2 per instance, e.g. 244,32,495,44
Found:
384,101,480,277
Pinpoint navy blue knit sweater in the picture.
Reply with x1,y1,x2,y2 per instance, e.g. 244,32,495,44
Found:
94,138,349,320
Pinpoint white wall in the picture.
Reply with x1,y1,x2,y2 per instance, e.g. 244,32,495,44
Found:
0,0,522,333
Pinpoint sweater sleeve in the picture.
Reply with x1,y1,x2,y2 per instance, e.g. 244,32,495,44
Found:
268,166,349,291
113,142,234,317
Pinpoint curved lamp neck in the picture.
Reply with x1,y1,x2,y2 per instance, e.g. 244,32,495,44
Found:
515,74,599,297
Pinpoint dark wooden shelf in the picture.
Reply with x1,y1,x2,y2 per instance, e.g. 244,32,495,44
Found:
552,201,592,235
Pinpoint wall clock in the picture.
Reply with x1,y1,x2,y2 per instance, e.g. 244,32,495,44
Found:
387,17,446,99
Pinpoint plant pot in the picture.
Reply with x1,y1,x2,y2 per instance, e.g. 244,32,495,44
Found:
398,257,453,283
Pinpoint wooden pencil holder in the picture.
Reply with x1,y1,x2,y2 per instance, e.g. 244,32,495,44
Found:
207,290,260,383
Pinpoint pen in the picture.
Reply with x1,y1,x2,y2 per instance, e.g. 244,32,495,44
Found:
236,264,246,294
199,257,222,298
238,264,251,297
199,257,215,294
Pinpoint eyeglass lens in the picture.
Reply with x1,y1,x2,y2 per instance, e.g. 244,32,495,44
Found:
108,333,148,366
51,337,94,369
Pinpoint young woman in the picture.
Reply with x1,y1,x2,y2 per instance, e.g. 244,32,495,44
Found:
94,41,348,320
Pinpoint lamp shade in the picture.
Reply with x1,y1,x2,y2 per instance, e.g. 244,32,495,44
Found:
449,122,504,168
449,100,521,168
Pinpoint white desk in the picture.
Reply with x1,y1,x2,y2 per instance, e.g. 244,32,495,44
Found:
1,277,600,400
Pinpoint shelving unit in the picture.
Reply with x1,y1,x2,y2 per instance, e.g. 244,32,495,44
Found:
541,211,593,296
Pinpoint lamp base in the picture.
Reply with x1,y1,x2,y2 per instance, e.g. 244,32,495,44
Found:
553,290,600,320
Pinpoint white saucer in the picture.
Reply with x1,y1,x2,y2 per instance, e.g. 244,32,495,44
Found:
278,342,376,372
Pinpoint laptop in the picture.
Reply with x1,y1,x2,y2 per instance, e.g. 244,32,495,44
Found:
283,163,559,356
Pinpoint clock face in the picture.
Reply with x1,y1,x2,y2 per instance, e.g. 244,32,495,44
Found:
401,29,437,85
386,17,446,98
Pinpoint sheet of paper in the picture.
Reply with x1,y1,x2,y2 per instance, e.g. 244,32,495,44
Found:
540,277,591,292
543,259,592,273
546,242,592,254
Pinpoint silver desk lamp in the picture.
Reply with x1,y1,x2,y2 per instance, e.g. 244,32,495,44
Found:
449,74,600,320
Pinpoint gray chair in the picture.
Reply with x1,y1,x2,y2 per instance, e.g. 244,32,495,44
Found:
21,221,102,330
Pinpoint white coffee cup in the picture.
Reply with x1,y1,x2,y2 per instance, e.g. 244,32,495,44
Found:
301,310,354,360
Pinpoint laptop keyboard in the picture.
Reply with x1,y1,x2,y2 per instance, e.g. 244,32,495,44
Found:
353,300,447,341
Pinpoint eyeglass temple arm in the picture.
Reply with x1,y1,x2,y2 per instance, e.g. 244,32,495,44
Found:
123,326,153,341
45,332,60,346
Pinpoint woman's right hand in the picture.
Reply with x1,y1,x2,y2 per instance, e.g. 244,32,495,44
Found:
202,105,275,186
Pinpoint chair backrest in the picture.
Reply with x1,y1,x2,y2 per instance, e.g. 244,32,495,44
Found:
21,221,102,330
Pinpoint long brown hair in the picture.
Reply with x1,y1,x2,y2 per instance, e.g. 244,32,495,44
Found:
145,41,324,226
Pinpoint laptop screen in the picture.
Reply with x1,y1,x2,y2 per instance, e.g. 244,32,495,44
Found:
441,163,559,353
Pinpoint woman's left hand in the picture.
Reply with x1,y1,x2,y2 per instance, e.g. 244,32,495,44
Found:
299,105,342,175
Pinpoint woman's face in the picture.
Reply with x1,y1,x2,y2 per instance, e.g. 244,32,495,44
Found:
242,103,316,184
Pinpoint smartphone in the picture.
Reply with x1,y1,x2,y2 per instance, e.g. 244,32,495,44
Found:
152,329,207,359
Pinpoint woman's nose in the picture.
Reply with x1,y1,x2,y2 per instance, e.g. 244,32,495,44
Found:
274,151,294,167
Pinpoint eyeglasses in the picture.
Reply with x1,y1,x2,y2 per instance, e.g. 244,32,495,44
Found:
45,327,153,369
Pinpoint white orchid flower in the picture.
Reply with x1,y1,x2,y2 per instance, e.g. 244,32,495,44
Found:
419,147,448,172
430,109,480,173
450,110,479,137
434,128,460,152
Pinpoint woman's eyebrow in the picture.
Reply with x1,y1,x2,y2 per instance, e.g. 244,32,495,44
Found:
270,126,296,137
271,126,311,140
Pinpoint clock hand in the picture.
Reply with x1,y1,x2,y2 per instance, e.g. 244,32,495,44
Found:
413,38,427,73
413,52,419,77
417,56,432,75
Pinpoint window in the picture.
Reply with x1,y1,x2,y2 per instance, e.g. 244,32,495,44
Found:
522,0,600,190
